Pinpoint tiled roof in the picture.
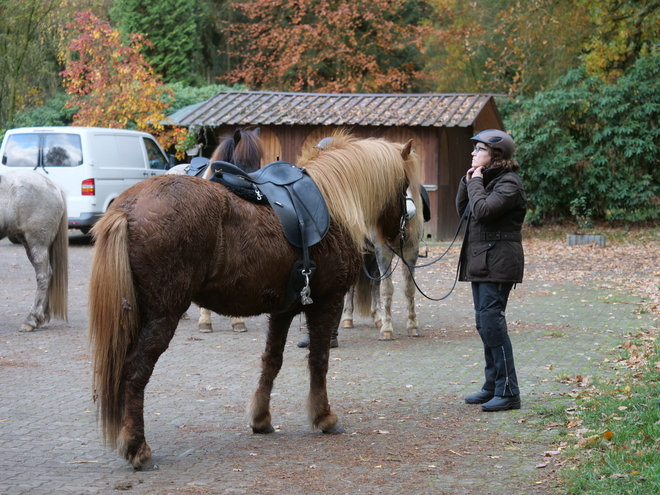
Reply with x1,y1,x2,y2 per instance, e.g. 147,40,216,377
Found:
169,91,500,128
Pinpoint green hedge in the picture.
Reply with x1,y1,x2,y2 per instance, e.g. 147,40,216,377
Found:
506,49,660,225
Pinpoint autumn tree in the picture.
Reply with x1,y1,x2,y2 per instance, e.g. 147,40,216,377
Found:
425,0,594,95
60,10,176,147
582,0,660,82
111,0,200,84
0,0,60,129
224,0,436,93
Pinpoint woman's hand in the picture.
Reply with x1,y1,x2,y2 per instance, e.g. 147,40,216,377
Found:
466,166,484,180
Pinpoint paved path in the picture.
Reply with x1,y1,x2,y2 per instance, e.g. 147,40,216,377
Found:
0,234,657,494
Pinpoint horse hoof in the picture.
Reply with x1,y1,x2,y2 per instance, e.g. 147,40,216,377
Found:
19,324,35,332
232,322,248,332
375,320,382,328
378,331,394,341
252,424,275,434
133,458,159,471
409,329,420,337
180,312,190,320
198,324,213,333
322,423,345,434
341,319,353,329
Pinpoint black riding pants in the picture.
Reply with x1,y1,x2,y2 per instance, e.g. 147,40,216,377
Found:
471,282,520,397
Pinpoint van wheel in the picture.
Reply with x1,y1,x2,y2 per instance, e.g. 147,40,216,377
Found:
8,235,21,244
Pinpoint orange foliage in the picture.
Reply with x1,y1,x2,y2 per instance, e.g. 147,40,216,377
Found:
60,10,183,152
224,0,434,93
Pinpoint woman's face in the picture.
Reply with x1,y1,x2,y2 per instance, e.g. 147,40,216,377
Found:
471,143,491,168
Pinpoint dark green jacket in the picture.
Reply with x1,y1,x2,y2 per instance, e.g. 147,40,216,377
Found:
456,167,527,283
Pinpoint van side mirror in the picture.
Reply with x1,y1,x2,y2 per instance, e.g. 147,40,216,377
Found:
167,154,176,169
1,155,6,165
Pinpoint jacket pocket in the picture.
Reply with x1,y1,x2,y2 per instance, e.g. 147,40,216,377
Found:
468,242,494,278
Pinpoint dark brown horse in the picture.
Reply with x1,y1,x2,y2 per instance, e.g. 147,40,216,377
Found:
88,130,422,470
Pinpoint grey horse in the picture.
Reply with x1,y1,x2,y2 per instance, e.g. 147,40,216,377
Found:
0,170,68,331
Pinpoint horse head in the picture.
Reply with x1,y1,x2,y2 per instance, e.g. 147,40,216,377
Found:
212,127,263,173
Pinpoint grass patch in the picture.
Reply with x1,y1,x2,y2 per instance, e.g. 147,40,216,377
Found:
544,328,660,494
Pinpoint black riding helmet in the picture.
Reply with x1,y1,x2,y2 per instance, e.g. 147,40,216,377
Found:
470,129,514,160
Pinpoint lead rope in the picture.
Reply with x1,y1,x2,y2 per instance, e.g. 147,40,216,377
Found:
388,203,471,301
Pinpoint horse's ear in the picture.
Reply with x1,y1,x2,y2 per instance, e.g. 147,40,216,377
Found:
234,128,242,145
401,140,413,160
253,127,260,137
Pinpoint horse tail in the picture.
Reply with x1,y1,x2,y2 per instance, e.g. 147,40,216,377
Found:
48,189,69,322
88,208,140,448
353,250,378,317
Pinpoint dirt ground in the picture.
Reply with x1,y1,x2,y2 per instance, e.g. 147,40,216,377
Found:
1,227,659,495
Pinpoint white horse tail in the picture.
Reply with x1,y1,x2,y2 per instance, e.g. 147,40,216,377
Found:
48,190,68,321
353,253,377,318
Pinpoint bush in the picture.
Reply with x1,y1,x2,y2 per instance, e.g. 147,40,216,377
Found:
506,49,660,224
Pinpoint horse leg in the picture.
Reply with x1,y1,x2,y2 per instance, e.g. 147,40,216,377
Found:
198,307,213,332
402,244,420,337
118,316,178,470
20,242,52,332
248,312,293,433
230,316,248,332
305,301,344,434
340,286,354,328
375,247,396,341
402,265,420,337
371,279,382,329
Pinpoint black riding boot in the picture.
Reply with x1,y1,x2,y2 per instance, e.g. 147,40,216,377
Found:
297,328,339,348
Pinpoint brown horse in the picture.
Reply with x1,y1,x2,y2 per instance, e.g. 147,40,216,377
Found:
88,130,422,470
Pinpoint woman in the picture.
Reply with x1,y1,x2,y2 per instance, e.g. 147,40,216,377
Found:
456,129,527,412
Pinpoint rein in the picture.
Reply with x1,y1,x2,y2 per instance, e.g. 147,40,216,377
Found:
385,203,471,302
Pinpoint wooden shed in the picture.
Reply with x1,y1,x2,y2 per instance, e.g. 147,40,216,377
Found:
170,91,505,240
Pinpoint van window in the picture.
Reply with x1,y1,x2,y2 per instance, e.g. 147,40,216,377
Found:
2,134,39,167
2,133,82,168
143,137,168,169
43,134,83,167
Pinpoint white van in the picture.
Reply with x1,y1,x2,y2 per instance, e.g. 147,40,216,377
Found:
0,127,175,233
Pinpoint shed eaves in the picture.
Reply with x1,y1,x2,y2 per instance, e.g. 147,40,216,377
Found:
170,91,500,128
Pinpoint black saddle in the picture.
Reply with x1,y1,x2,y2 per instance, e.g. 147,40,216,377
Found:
209,160,331,313
209,160,330,249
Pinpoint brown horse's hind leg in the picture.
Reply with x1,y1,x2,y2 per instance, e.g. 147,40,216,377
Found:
118,316,179,470
248,312,293,434
305,301,345,434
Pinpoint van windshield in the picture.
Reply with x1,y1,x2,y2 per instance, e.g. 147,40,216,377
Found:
2,133,83,168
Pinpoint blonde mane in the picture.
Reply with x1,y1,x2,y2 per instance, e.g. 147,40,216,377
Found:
298,130,423,251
